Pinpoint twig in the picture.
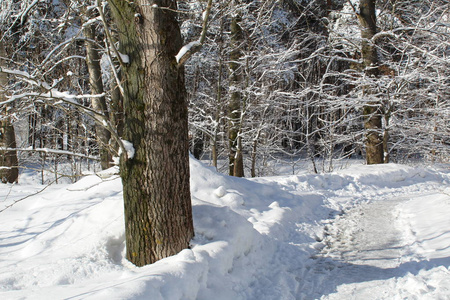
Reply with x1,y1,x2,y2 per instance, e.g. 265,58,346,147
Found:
346,0,358,14
67,174,120,191
176,0,213,67
2,182,15,203
97,0,127,68
0,177,60,214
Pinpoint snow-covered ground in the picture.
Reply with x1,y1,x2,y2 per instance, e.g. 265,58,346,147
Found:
0,158,449,299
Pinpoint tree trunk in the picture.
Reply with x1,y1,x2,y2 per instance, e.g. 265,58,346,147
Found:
0,117,19,183
234,135,244,177
383,111,390,163
359,0,384,164
107,0,194,266
84,20,112,170
250,129,262,178
28,111,38,150
212,23,225,170
228,13,244,177
0,40,19,184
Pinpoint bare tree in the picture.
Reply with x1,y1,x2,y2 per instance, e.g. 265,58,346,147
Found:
82,5,112,170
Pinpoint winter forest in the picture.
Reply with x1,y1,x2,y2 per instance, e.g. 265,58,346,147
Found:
1,0,450,299
1,0,449,180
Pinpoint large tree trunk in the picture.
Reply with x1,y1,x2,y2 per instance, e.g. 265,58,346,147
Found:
359,0,384,164
107,0,194,266
83,19,112,170
0,40,19,184
228,13,245,177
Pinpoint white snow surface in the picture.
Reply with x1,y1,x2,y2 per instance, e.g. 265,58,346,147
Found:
0,159,449,299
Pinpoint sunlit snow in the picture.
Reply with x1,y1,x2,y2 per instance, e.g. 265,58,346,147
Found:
0,158,449,299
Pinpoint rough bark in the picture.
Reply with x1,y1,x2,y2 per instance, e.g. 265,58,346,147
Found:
383,111,390,163
228,13,244,177
83,21,112,170
107,0,193,266
0,40,19,184
0,118,19,183
359,0,384,164
212,24,225,170
250,129,262,178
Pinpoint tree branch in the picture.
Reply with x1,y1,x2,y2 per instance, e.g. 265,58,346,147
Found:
176,0,213,67
0,67,128,159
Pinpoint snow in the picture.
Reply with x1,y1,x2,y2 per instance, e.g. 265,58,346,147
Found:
0,158,449,299
118,52,130,64
176,41,202,63
0,67,33,79
118,139,135,160
82,16,102,28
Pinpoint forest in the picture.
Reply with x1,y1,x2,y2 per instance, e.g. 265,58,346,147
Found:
0,0,449,268
1,0,449,179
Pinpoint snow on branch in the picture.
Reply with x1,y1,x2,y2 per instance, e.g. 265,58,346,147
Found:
0,67,104,105
176,41,202,65
40,35,84,68
0,90,106,106
82,16,102,28
0,67,33,79
0,147,100,160
0,66,128,161
176,0,212,67
1,0,39,40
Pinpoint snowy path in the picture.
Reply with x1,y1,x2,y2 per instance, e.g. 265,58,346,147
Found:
321,197,405,268
299,191,450,299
